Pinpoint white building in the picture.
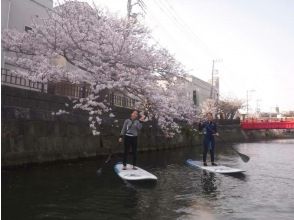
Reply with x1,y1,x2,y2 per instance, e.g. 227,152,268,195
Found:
1,0,53,90
185,75,218,107
2,0,53,66
1,0,52,31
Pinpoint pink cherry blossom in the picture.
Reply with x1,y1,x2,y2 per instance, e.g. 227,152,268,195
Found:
2,1,198,136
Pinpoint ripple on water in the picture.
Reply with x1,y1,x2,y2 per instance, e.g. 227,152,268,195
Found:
2,139,294,220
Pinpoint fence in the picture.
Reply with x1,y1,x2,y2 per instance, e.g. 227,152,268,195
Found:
2,68,138,108
47,81,91,98
1,68,47,92
109,93,137,109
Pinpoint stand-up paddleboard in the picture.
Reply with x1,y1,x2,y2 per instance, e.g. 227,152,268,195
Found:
186,159,245,174
114,163,157,181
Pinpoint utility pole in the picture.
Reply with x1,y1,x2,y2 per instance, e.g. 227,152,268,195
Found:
246,91,248,116
127,0,146,21
210,59,222,99
127,0,132,20
246,89,255,117
256,99,262,114
210,60,215,99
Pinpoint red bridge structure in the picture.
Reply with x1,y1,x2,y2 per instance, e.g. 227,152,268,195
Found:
241,119,294,130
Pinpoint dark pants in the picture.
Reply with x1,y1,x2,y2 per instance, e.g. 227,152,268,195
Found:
203,137,215,163
123,135,138,166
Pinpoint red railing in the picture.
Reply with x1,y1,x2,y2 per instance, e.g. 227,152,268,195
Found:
241,120,294,130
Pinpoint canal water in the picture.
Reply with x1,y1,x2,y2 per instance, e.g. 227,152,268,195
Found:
2,139,294,220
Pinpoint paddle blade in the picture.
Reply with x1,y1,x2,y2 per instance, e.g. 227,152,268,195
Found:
237,152,250,163
231,147,250,163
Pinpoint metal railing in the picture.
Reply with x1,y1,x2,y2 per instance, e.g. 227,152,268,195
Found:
1,68,47,92
2,68,138,108
109,93,137,109
241,120,294,130
47,81,91,98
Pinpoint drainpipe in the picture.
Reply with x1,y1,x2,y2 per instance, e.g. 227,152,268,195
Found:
7,0,12,29
3,0,12,68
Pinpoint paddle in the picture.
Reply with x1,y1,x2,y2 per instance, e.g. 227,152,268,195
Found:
96,149,113,176
216,135,250,163
96,135,116,176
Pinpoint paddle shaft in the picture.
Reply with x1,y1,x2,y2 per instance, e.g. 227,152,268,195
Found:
215,135,250,162
97,135,119,175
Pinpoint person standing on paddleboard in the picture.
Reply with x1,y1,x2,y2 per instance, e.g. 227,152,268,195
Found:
198,112,219,166
119,110,145,170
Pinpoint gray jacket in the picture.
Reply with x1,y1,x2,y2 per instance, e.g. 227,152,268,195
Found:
120,119,143,137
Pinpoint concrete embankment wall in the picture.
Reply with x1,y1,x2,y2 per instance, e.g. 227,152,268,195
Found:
2,86,293,167
2,86,196,167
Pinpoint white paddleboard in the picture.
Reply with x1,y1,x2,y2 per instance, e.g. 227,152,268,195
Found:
186,159,245,174
114,163,158,181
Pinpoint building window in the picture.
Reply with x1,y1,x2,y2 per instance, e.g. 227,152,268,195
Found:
25,26,32,32
193,90,198,105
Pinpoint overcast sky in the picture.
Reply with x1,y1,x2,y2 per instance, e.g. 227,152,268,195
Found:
55,0,294,112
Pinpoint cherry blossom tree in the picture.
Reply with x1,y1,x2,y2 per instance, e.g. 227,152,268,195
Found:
2,1,197,136
200,98,217,118
218,97,244,120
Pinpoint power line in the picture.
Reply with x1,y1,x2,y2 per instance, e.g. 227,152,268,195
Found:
149,0,215,57
138,0,184,49
160,0,209,47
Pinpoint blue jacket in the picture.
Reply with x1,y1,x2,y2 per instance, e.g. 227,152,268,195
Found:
199,121,217,139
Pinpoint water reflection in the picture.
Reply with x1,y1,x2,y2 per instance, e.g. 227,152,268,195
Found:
124,179,157,189
2,139,294,220
224,172,247,180
201,171,217,194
